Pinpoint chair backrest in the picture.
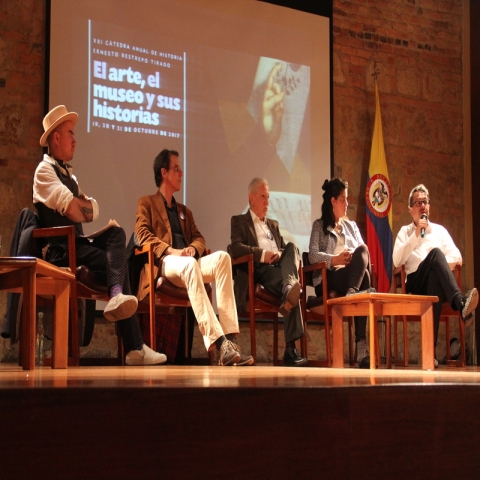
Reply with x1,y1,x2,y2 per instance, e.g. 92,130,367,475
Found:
302,252,315,288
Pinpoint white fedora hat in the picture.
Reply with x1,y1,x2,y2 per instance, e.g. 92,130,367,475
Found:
40,105,78,147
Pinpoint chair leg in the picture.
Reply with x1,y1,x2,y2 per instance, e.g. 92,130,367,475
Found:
300,319,307,360
69,296,80,366
325,316,332,367
459,315,466,367
402,315,409,367
273,313,279,366
116,323,124,365
348,317,354,366
375,318,381,367
385,316,392,368
184,312,189,360
445,318,451,361
249,309,256,365
393,316,398,365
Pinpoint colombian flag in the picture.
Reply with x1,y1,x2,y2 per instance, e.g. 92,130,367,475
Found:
365,83,392,293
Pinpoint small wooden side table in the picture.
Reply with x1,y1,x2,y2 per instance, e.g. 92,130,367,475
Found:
327,292,439,370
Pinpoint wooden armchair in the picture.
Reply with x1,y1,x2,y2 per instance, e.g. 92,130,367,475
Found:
228,245,304,366
32,226,122,365
134,243,214,364
392,264,466,367
300,252,354,367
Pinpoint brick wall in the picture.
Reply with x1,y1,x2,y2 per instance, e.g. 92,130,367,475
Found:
0,0,46,360
0,0,467,363
333,0,464,245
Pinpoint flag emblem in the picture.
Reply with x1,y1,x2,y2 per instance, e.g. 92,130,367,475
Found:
366,174,391,218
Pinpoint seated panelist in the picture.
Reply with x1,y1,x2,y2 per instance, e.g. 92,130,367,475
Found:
134,148,253,366
308,178,374,368
393,183,478,366
33,105,166,366
230,177,307,367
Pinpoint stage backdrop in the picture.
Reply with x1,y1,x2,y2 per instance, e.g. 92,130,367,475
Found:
48,0,331,256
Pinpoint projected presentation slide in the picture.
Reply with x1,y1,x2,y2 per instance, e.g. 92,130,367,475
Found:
49,0,331,254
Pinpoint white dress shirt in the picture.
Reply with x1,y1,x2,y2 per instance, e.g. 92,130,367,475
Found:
249,209,279,263
393,221,462,275
33,154,99,221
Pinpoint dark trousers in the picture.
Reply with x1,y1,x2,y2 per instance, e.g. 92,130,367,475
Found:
406,247,462,345
254,242,304,343
75,226,144,352
315,244,371,342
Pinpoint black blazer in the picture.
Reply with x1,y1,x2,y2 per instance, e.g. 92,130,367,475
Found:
230,211,286,312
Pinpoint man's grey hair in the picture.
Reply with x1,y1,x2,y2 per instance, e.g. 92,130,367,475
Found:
408,184,430,207
248,177,269,201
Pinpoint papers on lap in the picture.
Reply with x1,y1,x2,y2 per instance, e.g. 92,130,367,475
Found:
83,219,120,239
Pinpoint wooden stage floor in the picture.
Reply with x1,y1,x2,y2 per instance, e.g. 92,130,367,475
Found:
2,363,480,478
2,362,480,388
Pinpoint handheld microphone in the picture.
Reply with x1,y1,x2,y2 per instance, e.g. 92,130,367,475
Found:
420,213,427,238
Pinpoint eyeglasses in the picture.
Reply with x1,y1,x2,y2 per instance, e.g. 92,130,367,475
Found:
412,199,429,207
169,165,183,174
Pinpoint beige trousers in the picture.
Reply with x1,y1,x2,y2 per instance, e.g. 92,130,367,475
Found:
162,250,239,351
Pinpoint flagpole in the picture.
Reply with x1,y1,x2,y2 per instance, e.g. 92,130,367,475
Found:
366,59,392,295
372,60,380,84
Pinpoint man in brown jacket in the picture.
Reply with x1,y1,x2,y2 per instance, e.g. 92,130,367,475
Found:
135,149,253,366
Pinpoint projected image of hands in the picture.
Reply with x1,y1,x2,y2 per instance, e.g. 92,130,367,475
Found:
261,62,285,146
249,57,310,175
197,49,312,252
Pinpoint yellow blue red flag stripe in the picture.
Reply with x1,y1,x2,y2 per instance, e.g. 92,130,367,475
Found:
365,83,392,293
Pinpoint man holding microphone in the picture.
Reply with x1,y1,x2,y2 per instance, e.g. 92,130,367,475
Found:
393,184,478,364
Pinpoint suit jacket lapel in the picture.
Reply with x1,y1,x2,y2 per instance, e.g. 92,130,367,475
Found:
154,191,172,244
244,212,259,247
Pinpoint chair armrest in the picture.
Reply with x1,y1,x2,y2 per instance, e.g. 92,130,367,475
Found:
302,261,327,274
32,225,75,239
231,254,253,266
392,264,406,293
392,265,403,276
32,226,77,272
134,243,153,255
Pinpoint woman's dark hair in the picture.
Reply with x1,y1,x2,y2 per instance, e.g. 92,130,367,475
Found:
153,149,179,187
320,178,347,234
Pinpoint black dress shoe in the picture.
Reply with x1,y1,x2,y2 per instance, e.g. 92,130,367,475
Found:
283,348,308,367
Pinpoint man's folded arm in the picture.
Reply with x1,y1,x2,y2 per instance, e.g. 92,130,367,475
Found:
64,196,98,223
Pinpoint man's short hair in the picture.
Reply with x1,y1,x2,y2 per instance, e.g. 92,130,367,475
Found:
248,177,268,202
408,184,430,207
154,149,179,187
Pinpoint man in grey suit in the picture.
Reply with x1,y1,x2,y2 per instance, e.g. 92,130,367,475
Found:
230,177,307,366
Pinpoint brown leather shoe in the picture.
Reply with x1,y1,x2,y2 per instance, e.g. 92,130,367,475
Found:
219,340,241,366
279,281,301,316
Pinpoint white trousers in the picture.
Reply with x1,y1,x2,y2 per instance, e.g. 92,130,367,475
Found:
161,250,239,351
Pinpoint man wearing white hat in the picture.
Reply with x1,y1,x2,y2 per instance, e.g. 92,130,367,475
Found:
33,105,166,365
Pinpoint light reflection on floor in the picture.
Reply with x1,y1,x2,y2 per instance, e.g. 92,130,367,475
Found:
1,363,480,389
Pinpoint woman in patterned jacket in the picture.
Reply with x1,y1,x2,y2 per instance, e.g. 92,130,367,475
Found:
308,178,374,368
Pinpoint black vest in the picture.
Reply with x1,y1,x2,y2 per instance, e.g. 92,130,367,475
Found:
34,160,84,238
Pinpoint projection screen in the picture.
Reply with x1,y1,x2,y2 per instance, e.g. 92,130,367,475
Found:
47,0,332,256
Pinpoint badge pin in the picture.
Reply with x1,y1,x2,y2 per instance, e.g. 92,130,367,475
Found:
180,213,185,220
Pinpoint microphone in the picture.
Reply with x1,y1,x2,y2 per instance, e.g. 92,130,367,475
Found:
420,213,427,238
